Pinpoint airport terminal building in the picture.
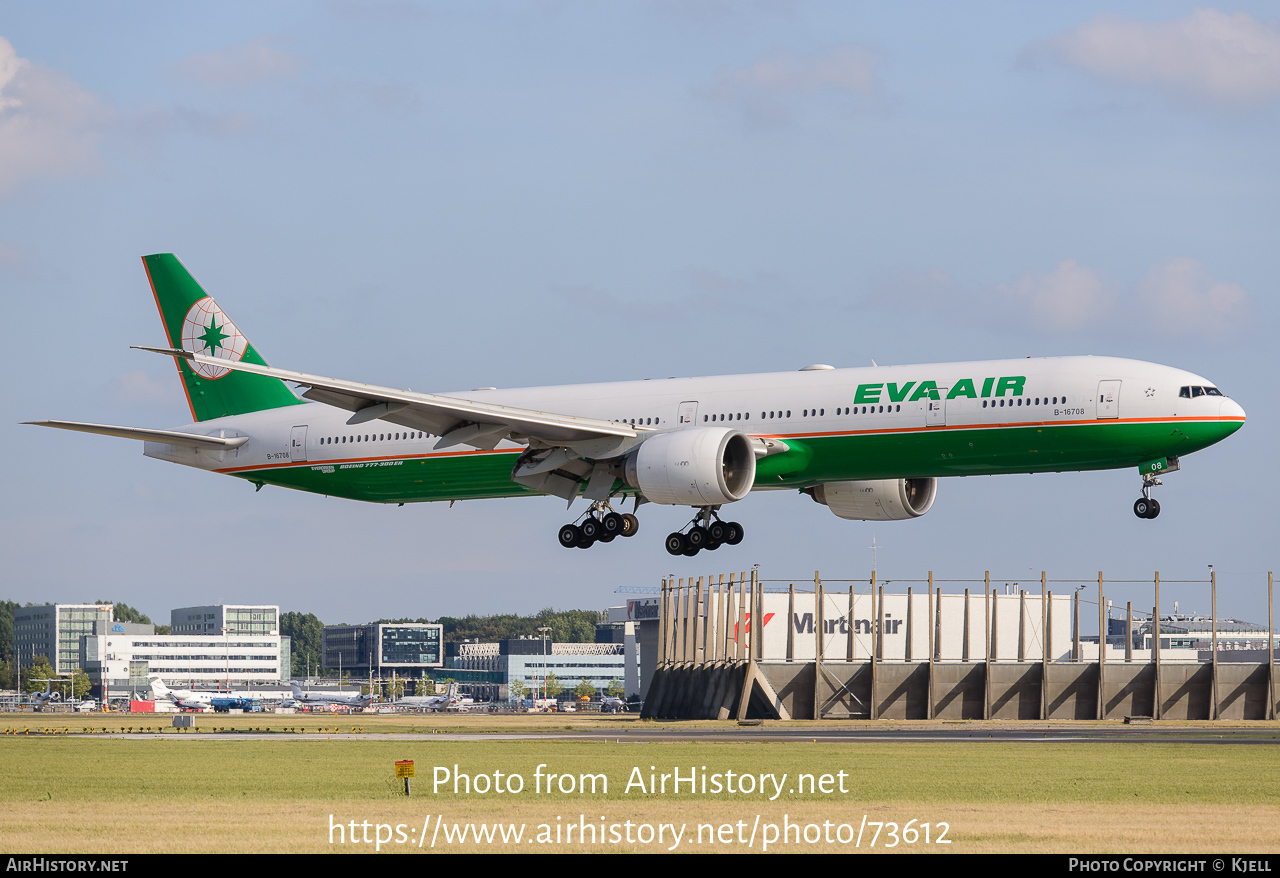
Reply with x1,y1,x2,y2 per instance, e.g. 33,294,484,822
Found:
321,623,444,678
14,604,114,675
171,604,280,636
446,637,628,700
80,604,291,698
82,626,291,698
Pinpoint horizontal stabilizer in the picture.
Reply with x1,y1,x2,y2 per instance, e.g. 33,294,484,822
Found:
25,420,249,450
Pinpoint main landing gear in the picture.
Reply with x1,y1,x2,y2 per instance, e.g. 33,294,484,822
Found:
557,501,640,549
1134,476,1162,519
665,506,744,557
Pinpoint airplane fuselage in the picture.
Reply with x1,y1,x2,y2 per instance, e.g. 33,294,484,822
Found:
142,355,1244,505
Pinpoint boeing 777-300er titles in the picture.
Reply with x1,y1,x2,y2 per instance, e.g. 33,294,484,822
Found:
28,255,1246,556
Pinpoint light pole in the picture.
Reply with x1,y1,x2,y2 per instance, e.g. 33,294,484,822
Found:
537,626,552,708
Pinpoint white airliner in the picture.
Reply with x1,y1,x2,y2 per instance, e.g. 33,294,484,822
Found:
29,255,1245,555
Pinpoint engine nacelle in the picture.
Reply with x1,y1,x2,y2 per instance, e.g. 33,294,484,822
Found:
624,427,757,506
807,478,937,521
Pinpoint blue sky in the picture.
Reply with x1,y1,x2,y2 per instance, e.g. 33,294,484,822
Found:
1,2,1277,628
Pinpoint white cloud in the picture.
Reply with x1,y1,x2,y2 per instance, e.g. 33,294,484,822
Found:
0,36,111,194
874,257,1249,341
0,36,24,111
1134,257,1251,338
996,259,1116,333
0,35,279,195
174,37,304,90
1039,9,1280,105
702,44,878,127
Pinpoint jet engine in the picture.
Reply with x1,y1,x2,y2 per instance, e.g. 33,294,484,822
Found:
624,427,757,506
807,478,937,521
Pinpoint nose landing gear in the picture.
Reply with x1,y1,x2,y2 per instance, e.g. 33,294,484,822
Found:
557,501,640,549
665,506,744,556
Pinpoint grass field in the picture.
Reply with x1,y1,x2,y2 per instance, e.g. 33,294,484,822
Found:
2,713,1278,853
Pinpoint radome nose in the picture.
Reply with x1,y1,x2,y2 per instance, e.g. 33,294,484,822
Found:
1220,399,1246,421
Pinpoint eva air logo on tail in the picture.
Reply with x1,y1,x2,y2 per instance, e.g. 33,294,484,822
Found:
181,296,246,379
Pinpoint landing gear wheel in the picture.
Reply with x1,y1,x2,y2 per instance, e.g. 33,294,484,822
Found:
705,538,721,551
725,522,744,545
598,531,616,543
1134,499,1152,519
621,513,639,537
683,546,700,556
601,512,624,536
686,526,709,550
558,524,582,548
708,522,726,543
580,517,602,541
665,532,687,555
1146,498,1160,519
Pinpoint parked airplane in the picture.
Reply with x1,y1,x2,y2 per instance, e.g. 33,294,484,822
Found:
28,255,1245,555
28,683,62,709
288,682,374,710
390,682,466,711
149,677,214,711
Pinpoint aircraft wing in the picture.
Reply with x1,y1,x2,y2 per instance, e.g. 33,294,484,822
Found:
25,420,250,450
135,347,640,450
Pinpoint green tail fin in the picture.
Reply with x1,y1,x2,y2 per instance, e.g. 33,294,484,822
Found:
142,254,305,422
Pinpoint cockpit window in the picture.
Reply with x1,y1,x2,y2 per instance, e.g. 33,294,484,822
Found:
1180,385,1225,399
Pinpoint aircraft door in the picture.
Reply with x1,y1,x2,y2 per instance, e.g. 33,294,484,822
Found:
925,389,948,427
290,425,309,462
1097,381,1121,419
677,401,699,428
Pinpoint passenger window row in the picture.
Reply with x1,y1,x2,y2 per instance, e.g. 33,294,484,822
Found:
321,432,425,446
836,405,901,415
705,406,908,423
982,396,1062,409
